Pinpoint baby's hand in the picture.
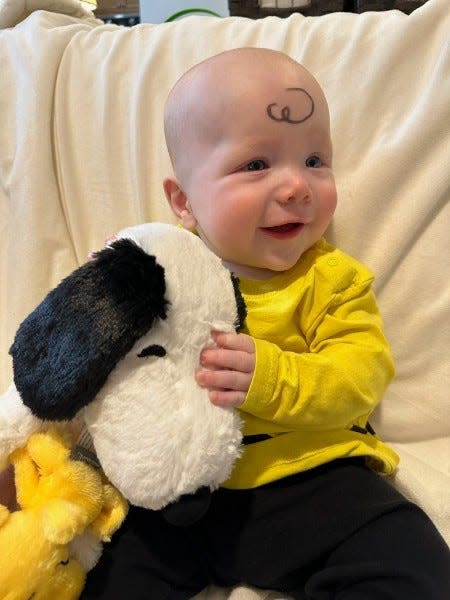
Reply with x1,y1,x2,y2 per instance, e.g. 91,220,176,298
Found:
196,331,255,407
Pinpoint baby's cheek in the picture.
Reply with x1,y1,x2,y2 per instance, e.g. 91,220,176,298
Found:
325,180,338,213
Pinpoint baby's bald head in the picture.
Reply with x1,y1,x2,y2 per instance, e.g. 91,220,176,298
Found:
163,48,330,184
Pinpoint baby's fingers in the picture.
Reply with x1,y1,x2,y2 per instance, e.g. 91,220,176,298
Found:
208,389,246,408
200,347,253,373
212,331,255,354
196,368,251,393
87,234,118,261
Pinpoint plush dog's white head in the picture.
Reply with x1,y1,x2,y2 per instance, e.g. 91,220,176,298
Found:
9,223,245,511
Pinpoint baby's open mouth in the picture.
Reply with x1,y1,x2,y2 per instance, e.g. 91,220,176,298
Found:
261,223,303,237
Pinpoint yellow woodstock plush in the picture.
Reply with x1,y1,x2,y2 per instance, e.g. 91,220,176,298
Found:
0,427,128,600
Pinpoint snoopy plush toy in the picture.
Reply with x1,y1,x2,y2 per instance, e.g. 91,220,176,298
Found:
2,223,245,524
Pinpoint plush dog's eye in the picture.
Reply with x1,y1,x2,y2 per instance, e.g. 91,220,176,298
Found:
59,559,70,566
137,344,167,358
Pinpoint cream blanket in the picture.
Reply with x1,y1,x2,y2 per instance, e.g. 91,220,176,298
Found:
1,0,449,597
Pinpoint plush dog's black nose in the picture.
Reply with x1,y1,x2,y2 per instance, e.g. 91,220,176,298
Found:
161,487,212,526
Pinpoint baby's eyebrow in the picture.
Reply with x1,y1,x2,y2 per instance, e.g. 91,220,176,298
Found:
266,88,315,125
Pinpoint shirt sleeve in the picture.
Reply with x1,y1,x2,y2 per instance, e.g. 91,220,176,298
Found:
240,278,395,432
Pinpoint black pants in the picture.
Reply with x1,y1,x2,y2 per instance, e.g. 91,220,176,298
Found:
82,459,450,599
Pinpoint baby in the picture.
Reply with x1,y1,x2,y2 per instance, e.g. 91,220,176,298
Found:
81,48,450,600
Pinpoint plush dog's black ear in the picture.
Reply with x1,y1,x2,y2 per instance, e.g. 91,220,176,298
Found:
9,239,168,421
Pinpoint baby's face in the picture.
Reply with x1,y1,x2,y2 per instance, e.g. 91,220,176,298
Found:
166,50,337,279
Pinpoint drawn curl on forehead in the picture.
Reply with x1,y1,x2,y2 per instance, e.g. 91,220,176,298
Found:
267,87,315,124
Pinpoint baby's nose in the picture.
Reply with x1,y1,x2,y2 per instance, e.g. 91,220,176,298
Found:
278,169,312,204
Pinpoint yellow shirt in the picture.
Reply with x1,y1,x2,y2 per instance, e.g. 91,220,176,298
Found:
224,238,399,489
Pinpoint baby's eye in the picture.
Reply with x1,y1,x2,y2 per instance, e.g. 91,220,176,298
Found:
245,159,268,172
305,155,322,168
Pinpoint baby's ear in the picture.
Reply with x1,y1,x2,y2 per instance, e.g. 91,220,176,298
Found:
163,176,197,230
